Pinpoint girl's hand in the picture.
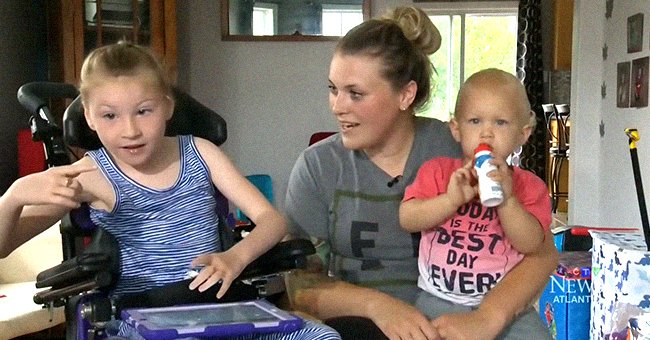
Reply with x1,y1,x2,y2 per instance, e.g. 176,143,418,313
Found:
10,162,96,208
446,161,478,207
188,249,247,299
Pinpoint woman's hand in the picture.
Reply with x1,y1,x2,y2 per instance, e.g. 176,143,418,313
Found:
369,294,440,340
188,249,248,299
431,308,504,340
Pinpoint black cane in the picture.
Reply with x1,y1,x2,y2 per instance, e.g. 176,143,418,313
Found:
625,128,650,250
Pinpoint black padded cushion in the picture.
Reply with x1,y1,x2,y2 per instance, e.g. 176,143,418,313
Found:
63,88,227,150
324,316,388,340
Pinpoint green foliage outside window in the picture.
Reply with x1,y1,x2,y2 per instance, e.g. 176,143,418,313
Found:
418,14,518,121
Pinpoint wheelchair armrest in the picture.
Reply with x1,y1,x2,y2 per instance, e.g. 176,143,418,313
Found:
35,251,113,289
33,228,119,304
34,272,114,305
40,239,315,314
114,278,260,314
113,239,316,313
240,238,316,279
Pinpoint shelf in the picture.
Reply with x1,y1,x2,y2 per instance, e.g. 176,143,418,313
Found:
46,0,176,92
85,23,151,35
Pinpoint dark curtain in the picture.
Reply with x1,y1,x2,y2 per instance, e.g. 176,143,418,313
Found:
516,0,546,179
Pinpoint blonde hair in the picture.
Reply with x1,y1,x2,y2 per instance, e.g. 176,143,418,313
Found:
381,7,441,56
79,41,172,102
455,68,536,130
336,6,441,112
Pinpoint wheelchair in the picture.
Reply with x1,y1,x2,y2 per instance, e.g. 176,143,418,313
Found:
17,82,315,340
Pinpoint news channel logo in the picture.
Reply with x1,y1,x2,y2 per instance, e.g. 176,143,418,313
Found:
556,265,592,279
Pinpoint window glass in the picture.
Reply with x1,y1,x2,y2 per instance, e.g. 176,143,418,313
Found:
322,5,363,36
252,3,278,36
418,4,518,121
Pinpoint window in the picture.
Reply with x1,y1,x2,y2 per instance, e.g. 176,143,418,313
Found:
322,4,363,36
252,3,278,36
418,2,519,121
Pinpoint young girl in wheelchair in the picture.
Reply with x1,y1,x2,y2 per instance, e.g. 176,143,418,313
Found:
0,41,339,339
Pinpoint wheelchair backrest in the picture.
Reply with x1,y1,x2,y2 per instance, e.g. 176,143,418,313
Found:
63,88,227,150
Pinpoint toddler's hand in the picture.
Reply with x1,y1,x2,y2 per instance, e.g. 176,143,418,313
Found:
484,157,514,201
446,161,478,207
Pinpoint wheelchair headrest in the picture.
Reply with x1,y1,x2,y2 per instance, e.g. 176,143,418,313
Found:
64,88,227,150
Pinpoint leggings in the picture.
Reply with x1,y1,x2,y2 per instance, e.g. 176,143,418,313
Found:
107,319,341,339
323,292,553,340
415,291,553,340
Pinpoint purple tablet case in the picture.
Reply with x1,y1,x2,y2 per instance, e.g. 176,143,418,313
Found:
121,299,304,339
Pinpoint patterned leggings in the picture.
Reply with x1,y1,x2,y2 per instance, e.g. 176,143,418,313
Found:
107,319,341,339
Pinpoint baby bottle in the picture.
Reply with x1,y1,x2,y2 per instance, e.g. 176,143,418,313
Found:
474,144,504,207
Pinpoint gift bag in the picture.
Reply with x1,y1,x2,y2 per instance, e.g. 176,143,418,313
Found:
539,251,592,340
590,230,650,339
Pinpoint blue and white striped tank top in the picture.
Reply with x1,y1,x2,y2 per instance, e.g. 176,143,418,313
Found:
87,135,221,296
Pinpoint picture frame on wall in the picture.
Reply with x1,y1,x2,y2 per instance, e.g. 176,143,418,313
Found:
617,61,631,108
630,57,649,108
627,13,644,53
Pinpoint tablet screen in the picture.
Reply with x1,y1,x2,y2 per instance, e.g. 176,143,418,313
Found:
143,304,280,328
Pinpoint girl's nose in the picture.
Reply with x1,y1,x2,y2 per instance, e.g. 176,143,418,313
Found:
122,116,142,138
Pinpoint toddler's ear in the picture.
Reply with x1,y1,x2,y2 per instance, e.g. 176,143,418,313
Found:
449,118,462,143
518,110,535,145
519,122,534,145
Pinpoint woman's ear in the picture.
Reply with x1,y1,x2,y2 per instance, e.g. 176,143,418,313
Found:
399,80,417,111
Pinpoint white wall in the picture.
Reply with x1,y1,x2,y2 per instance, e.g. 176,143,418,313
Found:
570,0,650,230
567,1,605,225
177,0,338,212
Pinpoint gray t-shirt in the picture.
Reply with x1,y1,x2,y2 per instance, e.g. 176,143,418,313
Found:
285,117,462,304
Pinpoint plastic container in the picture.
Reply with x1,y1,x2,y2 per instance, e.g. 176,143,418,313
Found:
474,144,504,207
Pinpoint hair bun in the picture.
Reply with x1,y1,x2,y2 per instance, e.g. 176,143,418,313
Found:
383,7,441,56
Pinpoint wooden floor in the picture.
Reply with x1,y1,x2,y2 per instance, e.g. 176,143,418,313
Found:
11,324,65,339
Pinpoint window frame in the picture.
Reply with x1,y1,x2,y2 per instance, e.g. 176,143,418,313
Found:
322,4,364,37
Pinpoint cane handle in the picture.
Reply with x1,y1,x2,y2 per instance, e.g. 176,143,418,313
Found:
626,128,639,149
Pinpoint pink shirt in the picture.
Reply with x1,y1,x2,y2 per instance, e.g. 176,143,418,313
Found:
403,157,551,306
